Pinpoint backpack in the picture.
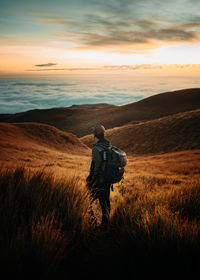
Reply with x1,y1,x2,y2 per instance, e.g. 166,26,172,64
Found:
102,146,128,184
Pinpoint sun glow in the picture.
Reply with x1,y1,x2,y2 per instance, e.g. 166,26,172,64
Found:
1,42,200,75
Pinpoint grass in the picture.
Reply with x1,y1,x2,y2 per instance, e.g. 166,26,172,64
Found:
0,167,91,279
0,152,200,279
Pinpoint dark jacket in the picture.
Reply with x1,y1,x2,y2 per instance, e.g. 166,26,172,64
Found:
87,138,111,188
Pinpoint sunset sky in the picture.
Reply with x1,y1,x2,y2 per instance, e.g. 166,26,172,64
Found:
1,0,200,74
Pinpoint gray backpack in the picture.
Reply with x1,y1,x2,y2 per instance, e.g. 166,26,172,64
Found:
102,146,128,184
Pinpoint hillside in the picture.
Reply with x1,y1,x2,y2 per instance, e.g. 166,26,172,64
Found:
0,122,90,167
1,149,200,279
118,88,200,121
70,103,116,109
81,109,200,155
1,88,200,137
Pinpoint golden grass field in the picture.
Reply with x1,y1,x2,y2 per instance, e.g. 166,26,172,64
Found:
0,122,200,279
0,88,200,279
0,154,199,279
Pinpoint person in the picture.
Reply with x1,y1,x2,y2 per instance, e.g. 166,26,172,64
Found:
86,124,112,226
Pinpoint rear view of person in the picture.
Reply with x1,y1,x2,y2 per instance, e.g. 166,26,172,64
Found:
87,124,128,226
86,124,112,226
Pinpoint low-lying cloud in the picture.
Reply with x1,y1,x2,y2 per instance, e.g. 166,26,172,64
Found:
0,77,146,114
0,75,200,114
12,82,74,87
26,64,200,72
35,63,58,67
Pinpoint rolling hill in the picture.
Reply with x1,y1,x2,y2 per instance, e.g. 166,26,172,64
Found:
81,109,200,155
1,88,200,137
0,84,200,280
0,122,90,167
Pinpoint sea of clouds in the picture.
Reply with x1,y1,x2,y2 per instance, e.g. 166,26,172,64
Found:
0,74,199,114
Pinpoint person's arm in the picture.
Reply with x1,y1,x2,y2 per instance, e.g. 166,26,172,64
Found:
86,147,101,182
86,146,103,188
87,160,95,179
92,147,102,176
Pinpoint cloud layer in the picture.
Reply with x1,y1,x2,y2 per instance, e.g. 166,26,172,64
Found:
0,73,200,114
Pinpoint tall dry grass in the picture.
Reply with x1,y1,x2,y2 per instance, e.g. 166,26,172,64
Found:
0,167,91,278
0,165,200,279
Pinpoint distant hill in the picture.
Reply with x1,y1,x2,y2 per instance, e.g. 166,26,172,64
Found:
1,88,199,137
81,109,200,155
0,122,90,162
70,103,116,109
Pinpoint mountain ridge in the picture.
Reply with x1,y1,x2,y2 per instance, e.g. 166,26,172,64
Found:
81,109,200,155
1,88,199,137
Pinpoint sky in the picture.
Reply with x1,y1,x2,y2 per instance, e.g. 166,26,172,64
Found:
0,0,200,74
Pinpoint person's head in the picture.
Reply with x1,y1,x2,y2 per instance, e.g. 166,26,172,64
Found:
92,124,105,141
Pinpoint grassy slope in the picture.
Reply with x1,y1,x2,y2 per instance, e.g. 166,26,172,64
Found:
0,122,90,176
81,109,200,155
0,150,200,279
3,88,200,137
0,120,200,279
0,88,200,278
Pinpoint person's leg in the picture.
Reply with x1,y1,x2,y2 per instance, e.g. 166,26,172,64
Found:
88,191,98,225
99,187,111,226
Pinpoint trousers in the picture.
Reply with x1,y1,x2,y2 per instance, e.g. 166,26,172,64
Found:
90,186,111,225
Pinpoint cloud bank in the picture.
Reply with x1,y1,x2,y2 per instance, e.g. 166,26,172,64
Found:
0,74,200,114
26,64,200,72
